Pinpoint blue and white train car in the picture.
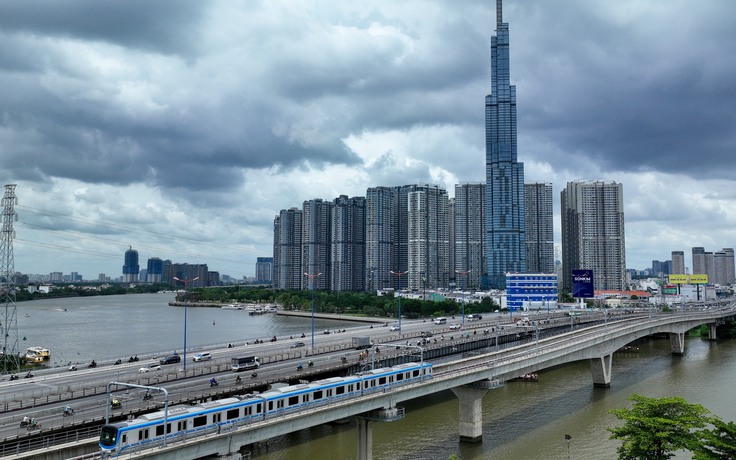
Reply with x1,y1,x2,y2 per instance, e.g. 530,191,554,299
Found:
100,362,432,455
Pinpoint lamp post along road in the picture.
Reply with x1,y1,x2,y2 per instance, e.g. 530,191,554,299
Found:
173,276,199,372
455,269,472,326
304,272,321,351
389,270,408,332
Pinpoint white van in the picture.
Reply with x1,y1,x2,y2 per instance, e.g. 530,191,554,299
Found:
434,317,447,325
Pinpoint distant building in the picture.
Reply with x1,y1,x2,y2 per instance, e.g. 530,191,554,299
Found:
454,183,486,290
331,195,366,291
146,257,164,283
122,246,139,283
671,251,685,274
692,247,706,276
255,257,273,284
273,207,303,290
164,263,208,288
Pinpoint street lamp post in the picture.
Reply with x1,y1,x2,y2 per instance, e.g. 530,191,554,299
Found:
455,269,472,326
389,270,408,332
304,272,321,351
173,276,199,372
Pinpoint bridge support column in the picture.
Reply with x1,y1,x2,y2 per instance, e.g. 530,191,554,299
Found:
708,324,718,341
356,418,373,460
669,332,685,355
451,384,491,443
590,354,612,388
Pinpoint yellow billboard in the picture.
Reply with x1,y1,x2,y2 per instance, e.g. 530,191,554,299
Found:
689,274,709,284
668,274,688,284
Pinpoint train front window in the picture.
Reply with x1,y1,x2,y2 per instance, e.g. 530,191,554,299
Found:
99,426,118,446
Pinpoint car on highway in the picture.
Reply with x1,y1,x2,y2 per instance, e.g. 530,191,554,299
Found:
192,352,211,362
449,324,462,330
290,341,305,348
138,364,161,373
389,325,400,331
159,354,181,365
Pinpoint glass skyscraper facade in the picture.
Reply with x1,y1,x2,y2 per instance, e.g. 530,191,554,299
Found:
486,0,525,289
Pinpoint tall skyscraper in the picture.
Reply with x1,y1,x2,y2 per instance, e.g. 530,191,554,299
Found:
331,195,366,291
302,199,332,290
406,185,450,290
561,180,626,291
486,0,525,289
122,246,139,283
454,183,486,289
273,208,302,290
524,182,554,274
671,251,685,274
365,186,398,291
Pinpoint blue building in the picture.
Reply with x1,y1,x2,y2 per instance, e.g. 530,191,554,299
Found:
255,257,273,284
506,273,558,312
122,246,139,283
146,257,164,283
486,0,525,289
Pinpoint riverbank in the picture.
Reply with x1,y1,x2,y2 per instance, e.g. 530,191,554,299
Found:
168,301,386,324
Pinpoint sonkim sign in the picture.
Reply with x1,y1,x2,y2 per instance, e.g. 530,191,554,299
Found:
572,270,594,298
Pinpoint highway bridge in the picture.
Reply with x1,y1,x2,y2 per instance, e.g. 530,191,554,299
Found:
1,303,734,459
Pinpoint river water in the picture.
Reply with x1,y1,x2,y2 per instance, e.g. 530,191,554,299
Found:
14,294,736,459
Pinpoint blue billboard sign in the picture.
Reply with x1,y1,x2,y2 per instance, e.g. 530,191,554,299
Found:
572,270,594,298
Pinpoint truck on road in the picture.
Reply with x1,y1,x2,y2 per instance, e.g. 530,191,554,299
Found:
352,337,372,350
231,356,260,372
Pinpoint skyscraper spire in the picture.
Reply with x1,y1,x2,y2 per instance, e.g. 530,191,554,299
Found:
497,0,503,26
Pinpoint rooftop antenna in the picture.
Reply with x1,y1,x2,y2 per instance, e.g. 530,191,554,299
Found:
0,184,21,374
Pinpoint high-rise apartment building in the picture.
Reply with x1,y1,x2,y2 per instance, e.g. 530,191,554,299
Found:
122,246,139,283
331,195,366,291
671,251,685,274
561,180,626,291
273,208,302,290
301,199,332,290
692,247,706,276
454,183,486,289
524,182,554,274
365,187,398,291
486,0,525,289
407,185,450,290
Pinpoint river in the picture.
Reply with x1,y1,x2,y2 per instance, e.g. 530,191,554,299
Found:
14,294,736,459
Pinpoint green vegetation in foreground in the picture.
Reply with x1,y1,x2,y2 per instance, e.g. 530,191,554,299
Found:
608,394,736,459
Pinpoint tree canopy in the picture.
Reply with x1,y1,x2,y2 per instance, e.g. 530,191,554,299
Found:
608,394,723,460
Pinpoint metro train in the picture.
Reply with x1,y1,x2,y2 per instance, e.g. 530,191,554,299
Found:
99,361,432,455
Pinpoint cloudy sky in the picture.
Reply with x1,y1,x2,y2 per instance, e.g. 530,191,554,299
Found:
1,0,735,280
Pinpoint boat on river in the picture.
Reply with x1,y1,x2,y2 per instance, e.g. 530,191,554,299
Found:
25,346,51,363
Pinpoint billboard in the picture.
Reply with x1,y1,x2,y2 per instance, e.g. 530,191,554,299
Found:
668,274,688,285
572,270,594,298
689,274,709,284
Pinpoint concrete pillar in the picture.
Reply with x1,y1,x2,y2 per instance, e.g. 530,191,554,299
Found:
669,332,685,355
356,417,373,460
708,324,718,341
589,353,612,388
451,385,490,443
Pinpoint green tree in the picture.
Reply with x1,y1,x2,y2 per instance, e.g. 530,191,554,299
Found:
693,418,736,460
608,394,711,460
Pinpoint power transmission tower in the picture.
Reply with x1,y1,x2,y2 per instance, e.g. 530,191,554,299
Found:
0,184,21,374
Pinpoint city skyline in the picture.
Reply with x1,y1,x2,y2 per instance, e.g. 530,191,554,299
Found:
1,1,735,278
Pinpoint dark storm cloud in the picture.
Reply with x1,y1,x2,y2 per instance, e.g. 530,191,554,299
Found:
0,0,206,56
511,0,736,180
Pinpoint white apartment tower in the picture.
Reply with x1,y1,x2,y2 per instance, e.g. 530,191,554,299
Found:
406,185,450,290
524,182,554,274
454,183,486,289
561,180,626,291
